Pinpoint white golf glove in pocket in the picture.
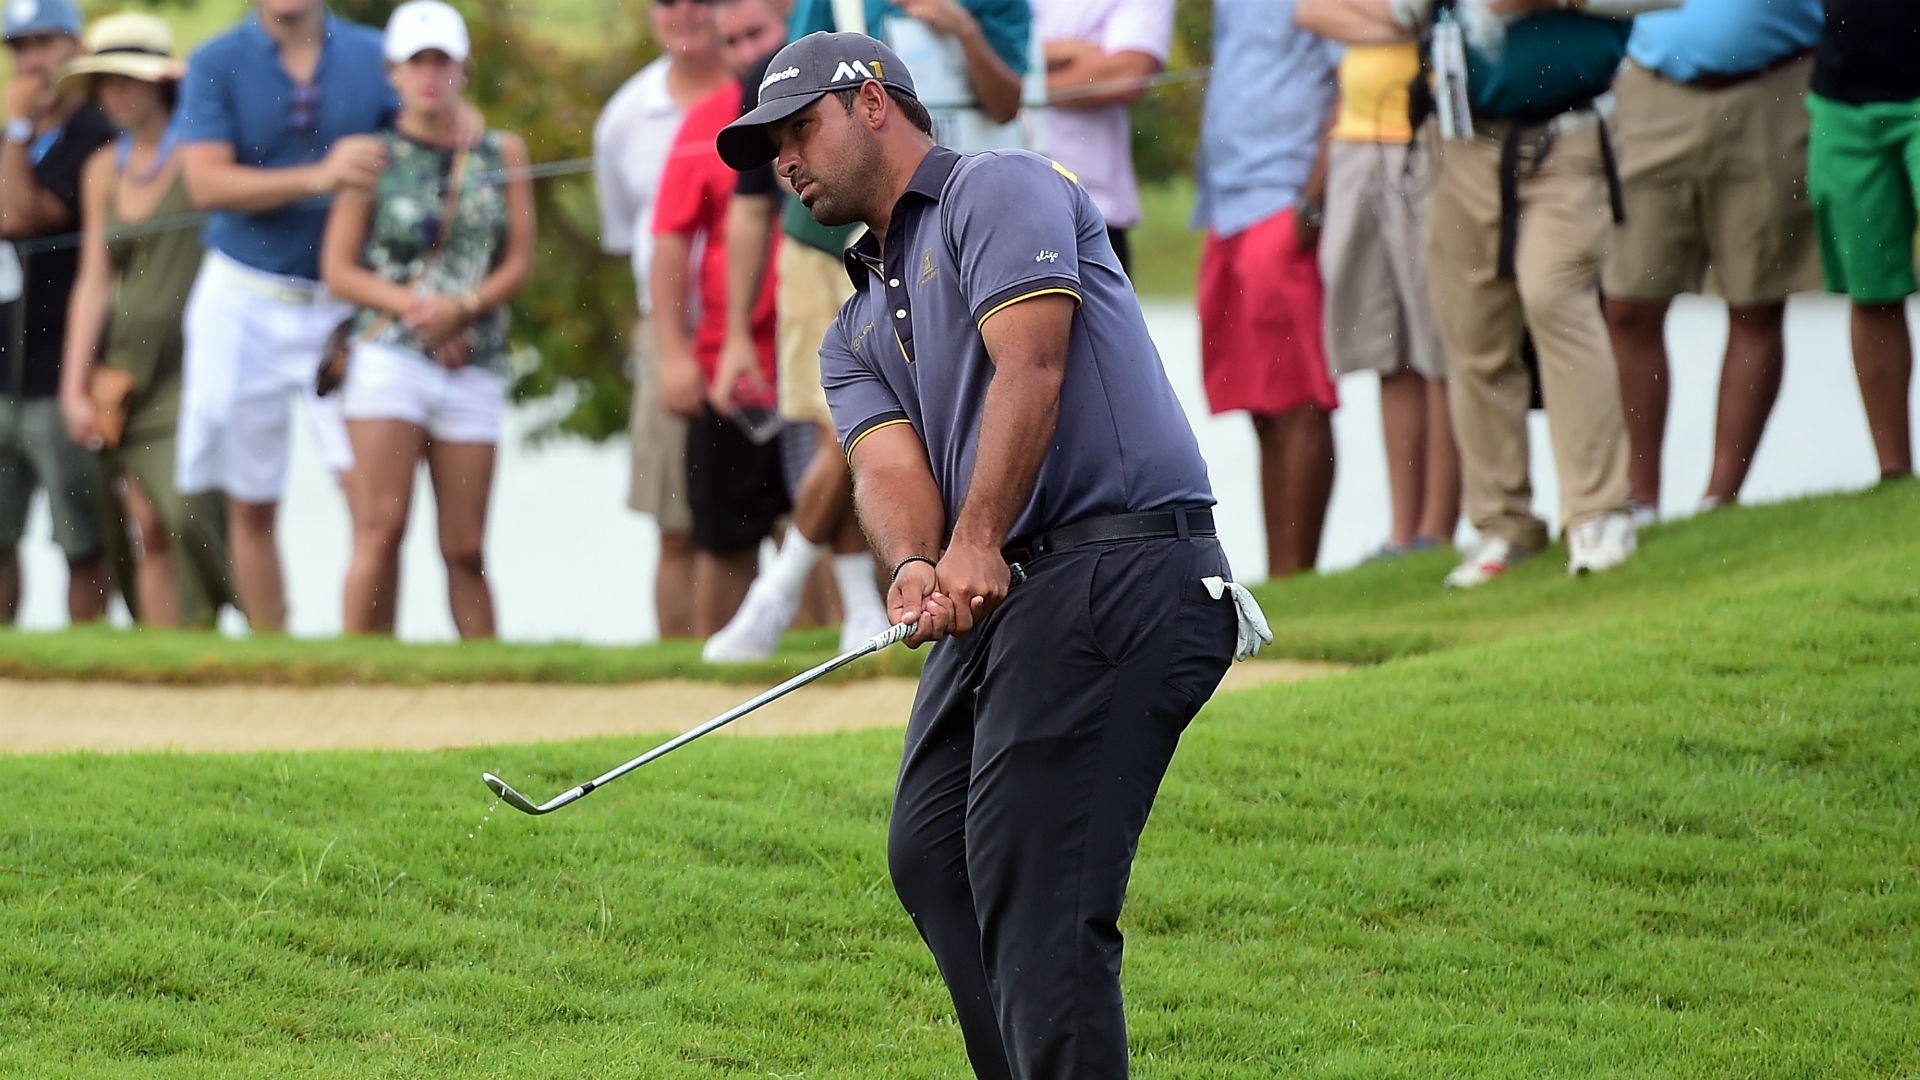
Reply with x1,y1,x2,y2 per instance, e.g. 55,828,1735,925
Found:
1201,576,1273,662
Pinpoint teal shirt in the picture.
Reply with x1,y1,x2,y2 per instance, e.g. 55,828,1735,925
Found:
1466,13,1630,121
782,0,1033,254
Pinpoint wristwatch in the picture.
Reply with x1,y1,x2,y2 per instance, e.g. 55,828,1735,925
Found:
1296,196,1326,230
4,118,34,146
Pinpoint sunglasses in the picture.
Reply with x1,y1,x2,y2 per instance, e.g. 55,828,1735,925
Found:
655,0,716,7
289,82,321,138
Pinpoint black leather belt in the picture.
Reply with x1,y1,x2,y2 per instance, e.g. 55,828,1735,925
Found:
1001,508,1215,567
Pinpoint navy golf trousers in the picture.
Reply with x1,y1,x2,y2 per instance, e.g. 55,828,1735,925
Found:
887,534,1238,1079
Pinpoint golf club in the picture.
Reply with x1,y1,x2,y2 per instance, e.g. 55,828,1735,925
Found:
483,620,917,815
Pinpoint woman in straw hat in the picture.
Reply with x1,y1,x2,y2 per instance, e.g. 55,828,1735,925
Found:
319,0,533,639
57,12,234,628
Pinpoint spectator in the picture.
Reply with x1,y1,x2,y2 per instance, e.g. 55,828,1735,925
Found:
1193,0,1341,579
1807,0,1920,483
1034,0,1172,275
176,0,410,633
0,0,114,625
592,0,732,641
651,0,789,638
319,0,535,639
1298,0,1460,560
1380,0,1676,588
1604,0,1822,522
700,0,911,662
57,12,236,628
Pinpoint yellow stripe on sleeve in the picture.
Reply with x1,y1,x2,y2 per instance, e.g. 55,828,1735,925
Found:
845,417,914,463
977,287,1083,330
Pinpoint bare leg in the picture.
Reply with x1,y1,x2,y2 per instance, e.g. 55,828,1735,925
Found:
1419,377,1462,544
1378,370,1428,549
65,553,109,623
122,475,179,628
0,548,15,624
1849,301,1914,479
228,497,288,633
656,529,696,639
1603,295,1672,509
1704,302,1787,503
341,419,427,636
1253,406,1336,578
694,549,758,638
425,438,498,640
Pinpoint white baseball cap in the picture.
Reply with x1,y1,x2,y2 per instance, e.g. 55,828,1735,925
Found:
384,0,469,64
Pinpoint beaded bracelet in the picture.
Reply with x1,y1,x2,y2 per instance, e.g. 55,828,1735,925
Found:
890,555,937,583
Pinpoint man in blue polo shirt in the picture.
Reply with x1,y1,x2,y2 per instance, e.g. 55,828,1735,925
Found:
718,32,1271,1080
700,0,1031,662
1603,0,1823,523
176,0,396,633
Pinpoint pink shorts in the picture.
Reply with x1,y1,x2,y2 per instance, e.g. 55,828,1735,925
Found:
1198,207,1339,417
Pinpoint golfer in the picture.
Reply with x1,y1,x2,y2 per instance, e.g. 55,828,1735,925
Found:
719,32,1270,1080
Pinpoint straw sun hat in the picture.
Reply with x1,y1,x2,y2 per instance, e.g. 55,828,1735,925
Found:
55,13,183,93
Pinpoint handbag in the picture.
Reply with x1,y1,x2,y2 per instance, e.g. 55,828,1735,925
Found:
317,143,472,396
87,364,139,451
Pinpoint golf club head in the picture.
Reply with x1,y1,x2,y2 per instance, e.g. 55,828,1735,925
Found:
483,772,553,815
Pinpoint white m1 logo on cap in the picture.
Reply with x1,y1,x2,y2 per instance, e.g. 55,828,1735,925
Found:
831,59,884,83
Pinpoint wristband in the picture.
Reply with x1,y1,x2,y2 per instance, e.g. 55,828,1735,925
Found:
458,291,481,318
4,118,33,145
890,555,936,583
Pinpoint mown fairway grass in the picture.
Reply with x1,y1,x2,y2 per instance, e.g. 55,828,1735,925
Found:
3,485,1918,1077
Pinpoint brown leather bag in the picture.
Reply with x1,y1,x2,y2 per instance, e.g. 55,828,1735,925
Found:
87,365,139,451
316,143,471,397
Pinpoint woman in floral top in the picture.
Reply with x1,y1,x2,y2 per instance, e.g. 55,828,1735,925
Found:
320,0,533,639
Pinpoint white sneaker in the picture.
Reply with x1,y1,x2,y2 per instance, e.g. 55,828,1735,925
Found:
838,607,893,653
1566,511,1637,576
1444,537,1524,589
701,581,799,663
1627,498,1658,530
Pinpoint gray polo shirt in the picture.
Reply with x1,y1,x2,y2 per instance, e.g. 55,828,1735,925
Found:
821,146,1214,541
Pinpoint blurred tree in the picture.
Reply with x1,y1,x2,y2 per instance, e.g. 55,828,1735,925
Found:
1129,0,1209,185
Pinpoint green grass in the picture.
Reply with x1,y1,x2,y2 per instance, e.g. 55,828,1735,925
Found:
2,486,1918,1076
0,621,924,685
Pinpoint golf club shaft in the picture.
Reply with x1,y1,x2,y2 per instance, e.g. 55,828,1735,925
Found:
487,620,915,813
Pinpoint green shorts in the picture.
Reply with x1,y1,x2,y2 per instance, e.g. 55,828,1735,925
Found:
0,395,103,559
1806,92,1920,304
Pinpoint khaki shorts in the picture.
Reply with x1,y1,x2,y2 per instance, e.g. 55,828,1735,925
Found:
1320,139,1444,379
1603,57,1820,306
776,240,855,427
625,317,692,533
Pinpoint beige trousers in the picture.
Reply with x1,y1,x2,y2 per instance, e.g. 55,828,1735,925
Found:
1426,122,1630,549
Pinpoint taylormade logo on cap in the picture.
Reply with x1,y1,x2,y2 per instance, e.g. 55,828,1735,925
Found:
760,66,801,92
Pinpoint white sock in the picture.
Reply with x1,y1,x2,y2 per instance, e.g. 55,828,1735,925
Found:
763,525,824,600
832,552,886,623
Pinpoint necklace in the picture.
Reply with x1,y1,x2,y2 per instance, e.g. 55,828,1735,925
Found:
118,127,179,187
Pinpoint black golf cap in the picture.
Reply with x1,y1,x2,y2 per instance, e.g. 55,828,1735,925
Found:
717,31,918,172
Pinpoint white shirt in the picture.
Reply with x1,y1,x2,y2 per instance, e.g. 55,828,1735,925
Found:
592,58,687,312
1034,0,1173,229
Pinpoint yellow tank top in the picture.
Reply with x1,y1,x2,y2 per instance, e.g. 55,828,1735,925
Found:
1333,43,1420,143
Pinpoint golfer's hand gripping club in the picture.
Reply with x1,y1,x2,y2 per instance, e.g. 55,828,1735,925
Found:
482,620,918,815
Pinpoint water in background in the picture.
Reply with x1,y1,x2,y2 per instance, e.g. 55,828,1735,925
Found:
15,293,1906,642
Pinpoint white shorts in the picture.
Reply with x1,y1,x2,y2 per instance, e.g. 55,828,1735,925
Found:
176,251,356,502
340,339,505,444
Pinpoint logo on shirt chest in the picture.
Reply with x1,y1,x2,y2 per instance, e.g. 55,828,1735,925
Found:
918,248,939,286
